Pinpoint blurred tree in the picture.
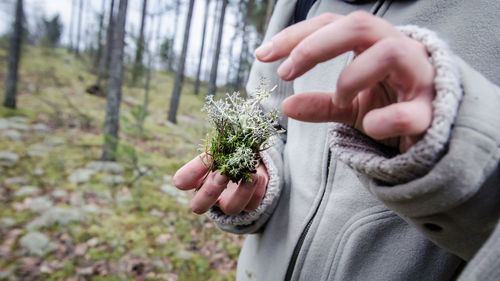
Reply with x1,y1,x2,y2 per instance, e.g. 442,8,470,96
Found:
102,0,129,161
75,0,84,55
4,0,23,109
94,0,115,92
167,0,181,71
69,0,76,51
94,0,107,69
235,0,254,90
132,0,148,84
207,0,228,96
194,0,211,95
159,37,173,70
167,0,195,123
263,0,275,33
41,14,63,47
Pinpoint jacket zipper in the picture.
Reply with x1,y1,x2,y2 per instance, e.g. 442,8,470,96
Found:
283,1,386,280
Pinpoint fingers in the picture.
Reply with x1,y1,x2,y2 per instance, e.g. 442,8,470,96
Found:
276,11,401,81
173,153,211,190
282,92,357,124
244,165,268,211
190,172,229,214
363,99,433,140
255,13,342,62
335,37,434,108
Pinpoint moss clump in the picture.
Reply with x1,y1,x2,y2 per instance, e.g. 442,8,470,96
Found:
202,82,283,183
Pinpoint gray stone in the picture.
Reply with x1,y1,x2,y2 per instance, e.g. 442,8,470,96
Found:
160,184,189,205
33,168,45,176
1,217,16,227
116,193,133,204
19,232,55,256
0,119,9,130
8,116,28,124
0,151,19,167
0,129,21,141
69,192,85,206
86,161,124,174
68,168,95,184
27,206,84,230
149,209,163,217
4,176,28,186
134,166,152,178
29,196,54,212
51,190,68,199
100,175,125,185
27,144,52,157
8,122,29,131
163,175,173,183
44,137,65,146
31,123,51,133
14,186,40,198
91,190,112,203
82,205,112,215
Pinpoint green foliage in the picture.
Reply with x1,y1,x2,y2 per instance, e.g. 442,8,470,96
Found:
202,81,283,182
41,14,63,47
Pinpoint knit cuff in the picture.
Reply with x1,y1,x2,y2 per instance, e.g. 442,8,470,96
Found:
206,142,282,227
329,25,463,185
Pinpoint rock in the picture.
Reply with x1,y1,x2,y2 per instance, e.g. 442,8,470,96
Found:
92,190,112,202
14,186,40,198
51,190,68,199
160,184,189,205
27,144,52,157
100,175,125,185
29,196,54,213
1,217,16,227
86,161,124,174
0,129,21,141
68,169,95,184
4,176,28,186
8,122,29,131
0,119,9,130
0,151,19,167
134,166,152,178
82,204,112,215
27,206,84,230
33,168,44,176
163,175,173,183
69,192,85,206
116,193,133,204
44,137,65,146
19,232,55,256
8,116,28,124
31,123,51,133
149,209,163,217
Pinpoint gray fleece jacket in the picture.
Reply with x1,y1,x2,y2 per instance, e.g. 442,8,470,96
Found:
207,1,500,280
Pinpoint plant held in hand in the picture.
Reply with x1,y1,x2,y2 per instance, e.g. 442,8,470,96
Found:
201,82,283,183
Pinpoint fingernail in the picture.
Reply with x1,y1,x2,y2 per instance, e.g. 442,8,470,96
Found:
277,58,293,80
214,173,228,186
255,41,273,60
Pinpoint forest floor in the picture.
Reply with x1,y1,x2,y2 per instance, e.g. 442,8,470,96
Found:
0,46,244,281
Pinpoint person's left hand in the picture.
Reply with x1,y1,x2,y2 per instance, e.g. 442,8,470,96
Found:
255,11,436,152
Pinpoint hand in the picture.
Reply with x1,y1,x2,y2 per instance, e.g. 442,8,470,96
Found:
255,11,436,152
173,154,269,215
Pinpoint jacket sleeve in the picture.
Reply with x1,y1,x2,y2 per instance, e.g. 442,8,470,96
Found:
329,25,500,260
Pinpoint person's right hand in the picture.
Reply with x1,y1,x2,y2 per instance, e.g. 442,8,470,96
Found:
173,153,269,215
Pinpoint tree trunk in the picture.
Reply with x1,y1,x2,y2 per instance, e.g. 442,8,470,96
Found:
75,0,84,55
194,0,210,95
207,0,228,96
167,0,195,124
96,0,115,88
132,0,148,84
102,0,128,161
4,0,23,109
235,0,253,90
94,0,107,70
205,0,221,80
69,0,76,51
167,0,181,71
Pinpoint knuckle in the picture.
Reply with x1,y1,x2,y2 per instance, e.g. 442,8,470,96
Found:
317,12,337,24
200,186,219,198
292,40,315,62
336,71,354,94
390,107,414,134
348,11,374,33
379,38,408,65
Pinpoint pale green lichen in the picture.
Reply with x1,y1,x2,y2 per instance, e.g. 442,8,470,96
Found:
201,82,283,183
